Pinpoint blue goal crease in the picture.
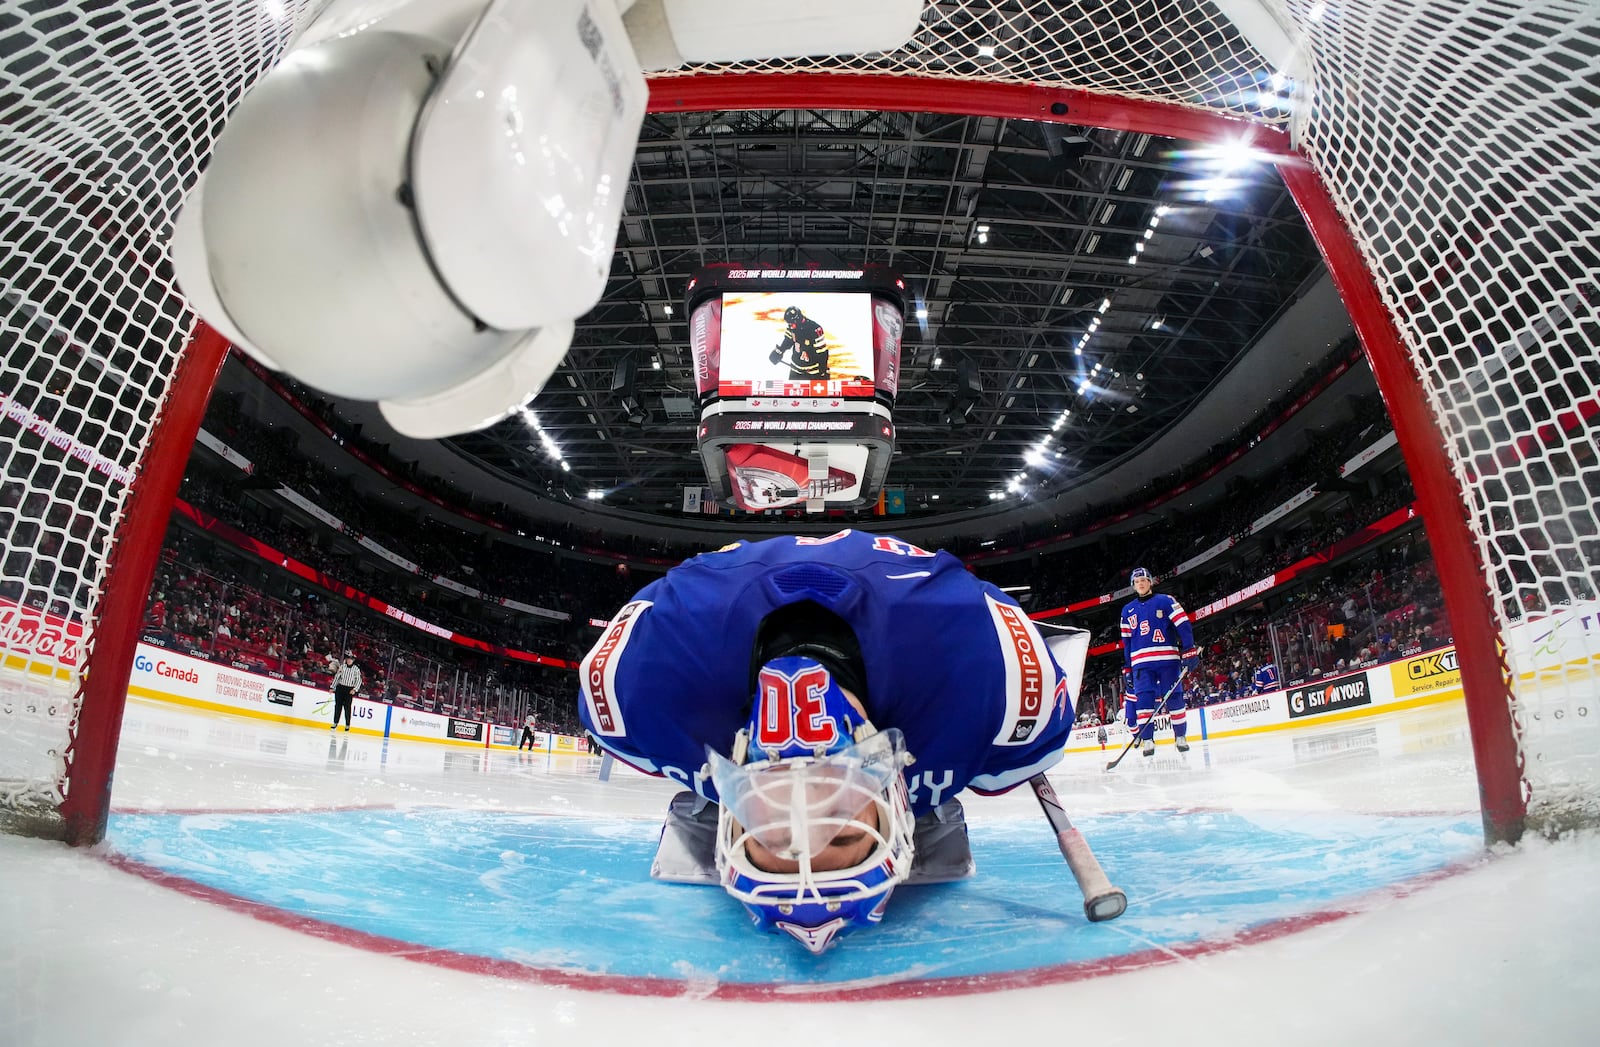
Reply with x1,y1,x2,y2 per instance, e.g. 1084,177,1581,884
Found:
105,808,1482,986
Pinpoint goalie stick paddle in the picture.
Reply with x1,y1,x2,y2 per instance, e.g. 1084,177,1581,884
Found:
1104,667,1188,772
1029,774,1127,922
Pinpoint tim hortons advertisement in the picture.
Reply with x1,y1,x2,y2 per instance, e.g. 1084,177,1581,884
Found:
1287,671,1373,719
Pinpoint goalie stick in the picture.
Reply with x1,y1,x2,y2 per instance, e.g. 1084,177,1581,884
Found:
1105,667,1188,772
1028,774,1127,922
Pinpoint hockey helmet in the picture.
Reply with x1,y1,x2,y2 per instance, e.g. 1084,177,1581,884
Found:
709,655,915,954
1130,567,1154,584
783,305,803,325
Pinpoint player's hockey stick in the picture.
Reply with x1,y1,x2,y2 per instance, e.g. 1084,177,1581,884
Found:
1029,773,1127,922
1104,667,1188,772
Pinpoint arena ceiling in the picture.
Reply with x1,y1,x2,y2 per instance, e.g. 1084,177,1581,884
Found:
434,107,1328,524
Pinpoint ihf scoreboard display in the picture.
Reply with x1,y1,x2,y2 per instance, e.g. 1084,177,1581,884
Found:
686,265,906,513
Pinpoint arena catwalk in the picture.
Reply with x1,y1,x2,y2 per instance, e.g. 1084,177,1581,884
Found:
2,696,1595,1046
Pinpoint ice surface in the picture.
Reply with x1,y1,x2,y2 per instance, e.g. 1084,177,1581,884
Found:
2,698,1597,1046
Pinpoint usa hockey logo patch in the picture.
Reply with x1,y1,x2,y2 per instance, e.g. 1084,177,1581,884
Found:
581,600,652,736
984,595,1057,746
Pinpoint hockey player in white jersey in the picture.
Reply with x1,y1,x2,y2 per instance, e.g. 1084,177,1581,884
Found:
1119,567,1198,756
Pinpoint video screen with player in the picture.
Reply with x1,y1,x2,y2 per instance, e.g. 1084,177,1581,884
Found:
716,291,875,398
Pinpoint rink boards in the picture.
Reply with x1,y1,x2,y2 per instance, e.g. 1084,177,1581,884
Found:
1068,645,1467,753
125,642,589,754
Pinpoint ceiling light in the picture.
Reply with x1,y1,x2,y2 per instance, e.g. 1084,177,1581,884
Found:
587,489,603,499
977,43,996,57
663,304,673,315
1098,298,1111,313
1085,234,1100,254
977,232,988,244
1127,255,1138,264
933,356,943,366
916,307,929,320
976,224,990,233
1027,353,1039,368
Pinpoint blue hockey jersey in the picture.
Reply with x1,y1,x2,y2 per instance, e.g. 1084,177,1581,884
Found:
1253,662,1279,692
1119,591,1196,670
578,530,1074,816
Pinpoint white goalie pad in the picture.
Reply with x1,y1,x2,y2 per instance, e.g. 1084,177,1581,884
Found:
171,0,642,438
171,24,540,414
622,0,924,70
171,0,922,436
378,320,573,438
1036,622,1092,705
411,0,647,330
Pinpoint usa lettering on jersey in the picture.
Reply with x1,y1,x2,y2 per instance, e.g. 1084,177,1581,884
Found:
581,599,651,735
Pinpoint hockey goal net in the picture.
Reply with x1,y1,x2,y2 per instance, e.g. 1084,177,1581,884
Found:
2,0,1595,843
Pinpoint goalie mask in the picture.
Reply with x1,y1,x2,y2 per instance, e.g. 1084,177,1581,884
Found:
708,654,915,954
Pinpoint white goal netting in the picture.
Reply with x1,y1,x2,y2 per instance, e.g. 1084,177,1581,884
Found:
1,0,1595,840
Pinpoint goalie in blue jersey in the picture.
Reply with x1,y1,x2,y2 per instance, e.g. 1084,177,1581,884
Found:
577,530,1087,954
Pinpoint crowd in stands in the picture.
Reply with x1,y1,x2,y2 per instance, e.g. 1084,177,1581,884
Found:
142,530,584,736
175,462,641,663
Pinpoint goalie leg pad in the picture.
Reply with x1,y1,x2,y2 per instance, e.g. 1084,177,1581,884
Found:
649,790,719,884
906,798,975,884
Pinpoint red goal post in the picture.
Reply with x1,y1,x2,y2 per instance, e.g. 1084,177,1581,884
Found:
2,0,1595,844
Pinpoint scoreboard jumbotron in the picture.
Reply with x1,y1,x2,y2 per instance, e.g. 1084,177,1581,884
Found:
686,264,906,513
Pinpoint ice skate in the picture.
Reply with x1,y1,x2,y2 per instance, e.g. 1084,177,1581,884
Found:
1141,738,1155,757
1175,736,1190,753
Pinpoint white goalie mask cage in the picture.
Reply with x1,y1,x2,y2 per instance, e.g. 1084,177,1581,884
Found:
705,654,918,952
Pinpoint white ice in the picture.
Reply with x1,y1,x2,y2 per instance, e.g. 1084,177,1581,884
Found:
3,697,1598,1046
